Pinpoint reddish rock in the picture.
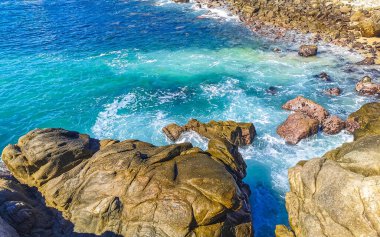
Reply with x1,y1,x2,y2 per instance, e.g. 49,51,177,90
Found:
162,123,185,141
277,112,319,145
282,96,329,123
324,87,341,96
298,45,318,57
322,116,345,135
355,76,380,95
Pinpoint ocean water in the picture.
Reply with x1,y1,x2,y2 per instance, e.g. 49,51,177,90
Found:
0,0,378,236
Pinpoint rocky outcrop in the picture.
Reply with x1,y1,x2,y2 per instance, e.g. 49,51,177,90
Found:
163,119,256,146
355,76,380,95
1,128,252,237
277,102,380,237
298,45,318,57
322,115,345,135
282,96,329,124
277,112,319,145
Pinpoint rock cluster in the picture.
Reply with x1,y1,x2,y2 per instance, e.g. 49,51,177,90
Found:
355,76,380,95
276,102,380,237
163,119,256,146
1,128,253,237
277,96,345,144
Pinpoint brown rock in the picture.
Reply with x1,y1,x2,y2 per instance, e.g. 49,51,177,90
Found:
316,72,331,81
356,57,375,65
324,87,341,96
277,112,319,145
162,123,185,141
345,102,380,139
355,76,380,95
298,45,318,57
322,115,345,135
282,96,329,123
275,225,295,237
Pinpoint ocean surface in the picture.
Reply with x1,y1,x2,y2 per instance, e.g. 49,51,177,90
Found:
0,0,378,236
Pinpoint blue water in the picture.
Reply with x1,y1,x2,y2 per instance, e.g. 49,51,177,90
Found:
0,0,378,236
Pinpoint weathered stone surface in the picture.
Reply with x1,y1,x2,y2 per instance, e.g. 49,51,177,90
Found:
356,57,376,65
322,115,345,135
298,45,318,57
346,102,380,139
163,119,256,146
277,112,319,145
279,102,380,237
2,128,252,237
275,225,295,237
324,87,341,96
355,76,380,95
282,96,329,123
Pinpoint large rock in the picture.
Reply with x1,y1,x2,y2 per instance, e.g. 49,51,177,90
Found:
282,96,329,123
345,102,380,139
278,102,380,237
2,128,252,237
322,115,345,135
277,112,319,145
355,76,380,95
163,119,256,146
298,45,318,57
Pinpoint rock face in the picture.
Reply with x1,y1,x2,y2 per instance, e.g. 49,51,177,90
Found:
282,96,329,123
163,119,256,146
1,128,253,237
345,102,380,139
277,102,380,237
277,112,319,145
322,116,345,135
298,45,318,57
355,76,380,95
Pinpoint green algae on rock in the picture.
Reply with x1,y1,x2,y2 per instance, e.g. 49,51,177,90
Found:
1,128,252,237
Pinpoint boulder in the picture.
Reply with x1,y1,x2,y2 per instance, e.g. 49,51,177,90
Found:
316,72,331,82
2,128,253,237
356,57,376,65
355,76,380,95
298,45,318,57
324,87,341,96
359,16,380,37
345,102,380,139
282,96,329,123
322,115,345,135
276,112,319,145
163,119,256,146
279,102,380,237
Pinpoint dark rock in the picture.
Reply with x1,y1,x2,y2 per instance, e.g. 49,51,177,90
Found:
316,72,332,81
356,57,375,65
277,112,319,145
266,86,279,95
324,87,341,96
298,45,318,57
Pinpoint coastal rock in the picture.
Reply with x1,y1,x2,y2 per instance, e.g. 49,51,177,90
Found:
172,0,189,3
2,128,253,237
324,87,341,96
163,119,256,146
356,57,376,65
355,76,380,95
282,96,329,123
298,45,318,57
276,112,319,145
316,72,331,82
279,102,380,237
275,225,295,237
359,16,380,37
345,102,380,139
322,115,345,135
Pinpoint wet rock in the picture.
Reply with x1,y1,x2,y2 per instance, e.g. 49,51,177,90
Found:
316,72,331,81
172,0,189,3
282,102,380,237
276,112,319,145
282,96,329,123
0,216,19,237
298,45,318,57
2,128,253,237
355,76,380,95
322,115,345,135
356,57,376,65
163,119,256,146
324,87,341,96
266,86,279,95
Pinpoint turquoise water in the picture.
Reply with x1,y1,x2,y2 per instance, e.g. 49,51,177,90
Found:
0,0,378,236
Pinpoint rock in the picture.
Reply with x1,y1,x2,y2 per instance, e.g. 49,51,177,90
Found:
324,87,341,96
162,123,185,141
316,72,331,81
277,112,319,145
0,216,19,237
266,86,279,95
282,102,380,237
359,16,380,37
356,57,376,65
163,119,256,146
355,76,380,95
282,96,329,123
322,115,345,135
2,128,253,237
172,0,189,3
298,45,318,57
345,102,380,139
275,225,295,237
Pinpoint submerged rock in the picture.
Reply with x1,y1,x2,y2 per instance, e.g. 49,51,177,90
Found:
282,96,329,123
2,128,253,237
278,102,380,237
322,115,345,135
298,45,318,57
163,119,256,146
356,57,376,65
276,112,319,145
355,76,380,95
324,87,341,96
316,72,331,82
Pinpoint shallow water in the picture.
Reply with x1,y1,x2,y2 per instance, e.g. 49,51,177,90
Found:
0,0,378,236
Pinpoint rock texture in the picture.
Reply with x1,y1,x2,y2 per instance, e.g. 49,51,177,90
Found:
1,128,252,237
322,115,345,135
282,96,329,124
163,119,256,146
298,45,318,57
277,102,380,237
323,87,341,96
355,76,380,95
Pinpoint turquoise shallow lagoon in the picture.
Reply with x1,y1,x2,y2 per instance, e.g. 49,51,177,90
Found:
0,0,378,236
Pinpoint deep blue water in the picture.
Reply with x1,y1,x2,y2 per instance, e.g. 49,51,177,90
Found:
0,0,378,236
